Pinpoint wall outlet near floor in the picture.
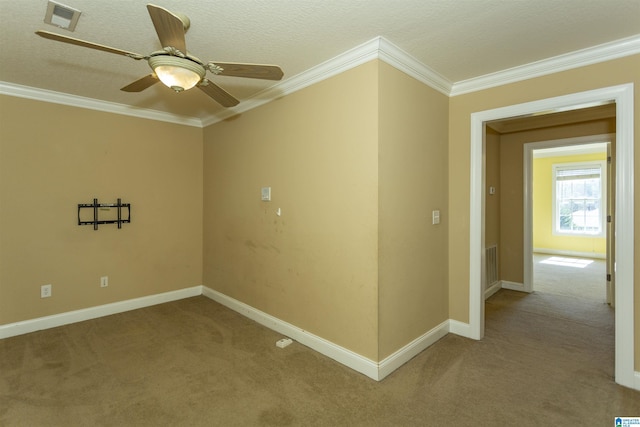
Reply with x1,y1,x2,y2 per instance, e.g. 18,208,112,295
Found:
41,284,52,298
100,276,108,288
276,338,293,348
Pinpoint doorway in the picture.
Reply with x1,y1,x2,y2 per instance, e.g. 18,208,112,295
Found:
468,84,634,388
524,134,614,302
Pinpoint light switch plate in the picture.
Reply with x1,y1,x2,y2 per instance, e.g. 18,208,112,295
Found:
432,210,440,225
261,187,271,201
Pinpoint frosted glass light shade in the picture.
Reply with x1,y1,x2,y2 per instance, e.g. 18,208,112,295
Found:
149,56,205,92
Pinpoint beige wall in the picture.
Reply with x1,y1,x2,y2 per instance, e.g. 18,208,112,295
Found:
448,54,640,368
0,96,203,324
203,60,450,362
485,128,501,249
378,62,449,359
497,135,524,283
203,62,380,359
498,119,615,283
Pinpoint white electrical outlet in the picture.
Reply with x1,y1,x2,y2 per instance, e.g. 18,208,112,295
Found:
100,276,108,287
276,338,293,348
41,284,52,298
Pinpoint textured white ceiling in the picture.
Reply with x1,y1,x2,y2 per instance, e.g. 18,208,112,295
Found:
0,0,638,123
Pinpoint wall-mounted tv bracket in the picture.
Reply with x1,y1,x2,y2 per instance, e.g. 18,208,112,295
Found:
78,198,131,230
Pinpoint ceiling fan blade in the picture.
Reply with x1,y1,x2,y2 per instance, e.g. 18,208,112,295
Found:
211,63,284,81
147,4,187,54
35,30,144,59
121,74,159,92
198,81,239,107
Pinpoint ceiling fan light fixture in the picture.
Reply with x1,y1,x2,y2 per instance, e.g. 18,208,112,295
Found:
148,56,205,92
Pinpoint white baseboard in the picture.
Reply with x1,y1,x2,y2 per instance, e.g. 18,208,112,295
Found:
378,320,449,380
484,281,502,299
202,286,451,381
11,285,605,385
201,286,380,380
501,281,526,292
448,319,473,338
1,284,458,381
635,371,640,391
0,286,202,339
534,248,606,260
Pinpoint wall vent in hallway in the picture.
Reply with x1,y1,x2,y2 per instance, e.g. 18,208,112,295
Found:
486,245,499,287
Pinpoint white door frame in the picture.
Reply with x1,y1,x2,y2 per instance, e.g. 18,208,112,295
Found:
468,83,635,389
523,133,614,294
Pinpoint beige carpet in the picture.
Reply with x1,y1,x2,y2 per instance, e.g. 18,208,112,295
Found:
533,253,607,302
1,287,638,426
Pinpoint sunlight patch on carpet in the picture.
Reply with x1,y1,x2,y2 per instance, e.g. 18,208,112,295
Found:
539,257,594,268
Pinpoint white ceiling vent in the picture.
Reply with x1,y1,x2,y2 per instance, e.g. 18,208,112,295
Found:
44,1,81,32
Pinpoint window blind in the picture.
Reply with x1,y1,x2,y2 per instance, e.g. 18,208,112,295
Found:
555,166,601,180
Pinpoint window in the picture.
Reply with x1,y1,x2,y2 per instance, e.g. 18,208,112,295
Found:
552,161,606,236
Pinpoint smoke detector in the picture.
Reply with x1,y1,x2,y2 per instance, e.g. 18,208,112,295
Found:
44,1,81,32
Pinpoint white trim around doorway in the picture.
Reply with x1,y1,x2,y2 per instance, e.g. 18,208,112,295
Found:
468,83,635,389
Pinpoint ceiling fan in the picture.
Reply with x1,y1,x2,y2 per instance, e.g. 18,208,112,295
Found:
35,3,284,107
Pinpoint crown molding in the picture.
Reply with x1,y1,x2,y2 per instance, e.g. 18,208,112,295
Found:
202,37,381,126
202,36,452,126
0,81,203,127
378,37,452,96
3,35,447,129
450,34,640,96
3,35,638,126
